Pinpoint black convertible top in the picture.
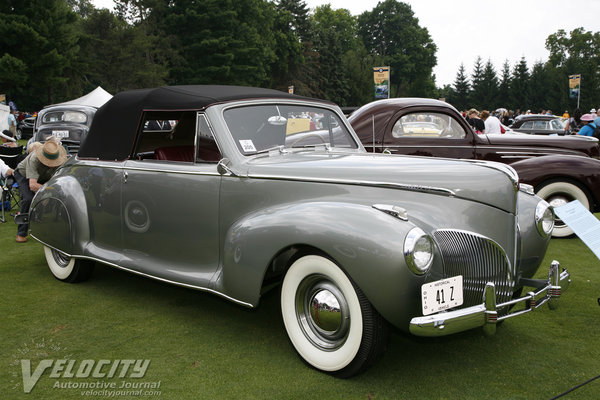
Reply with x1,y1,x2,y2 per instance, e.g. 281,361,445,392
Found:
78,85,323,160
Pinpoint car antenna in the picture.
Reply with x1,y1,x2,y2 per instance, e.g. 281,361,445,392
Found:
372,114,375,153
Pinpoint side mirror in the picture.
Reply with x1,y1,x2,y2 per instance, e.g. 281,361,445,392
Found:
217,158,235,176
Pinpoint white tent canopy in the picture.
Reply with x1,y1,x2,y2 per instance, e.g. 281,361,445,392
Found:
48,86,112,109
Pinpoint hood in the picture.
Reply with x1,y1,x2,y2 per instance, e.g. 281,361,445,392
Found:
244,151,518,212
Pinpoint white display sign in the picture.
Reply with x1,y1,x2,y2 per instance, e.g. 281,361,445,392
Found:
554,200,600,260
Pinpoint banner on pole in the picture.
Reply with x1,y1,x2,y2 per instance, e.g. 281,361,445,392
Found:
568,74,581,99
373,67,390,99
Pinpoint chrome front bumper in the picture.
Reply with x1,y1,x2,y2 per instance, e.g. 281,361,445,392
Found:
409,260,570,337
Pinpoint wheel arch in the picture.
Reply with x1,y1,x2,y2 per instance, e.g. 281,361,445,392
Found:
30,175,90,255
510,155,600,211
217,201,425,329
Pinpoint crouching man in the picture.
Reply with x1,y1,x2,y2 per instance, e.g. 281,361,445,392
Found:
14,140,67,242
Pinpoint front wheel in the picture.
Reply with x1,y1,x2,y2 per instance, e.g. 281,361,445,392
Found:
536,181,591,238
44,246,94,283
281,255,388,378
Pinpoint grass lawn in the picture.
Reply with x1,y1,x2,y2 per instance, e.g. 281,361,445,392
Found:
1,210,599,399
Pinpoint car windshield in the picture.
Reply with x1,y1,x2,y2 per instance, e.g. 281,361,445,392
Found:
42,111,87,124
223,104,358,155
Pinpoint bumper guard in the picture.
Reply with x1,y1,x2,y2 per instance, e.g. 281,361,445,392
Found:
409,260,570,337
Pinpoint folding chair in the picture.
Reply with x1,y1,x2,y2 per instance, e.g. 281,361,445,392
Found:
1,176,19,223
0,146,24,223
0,145,24,169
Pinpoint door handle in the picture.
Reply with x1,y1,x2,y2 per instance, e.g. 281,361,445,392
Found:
123,171,128,183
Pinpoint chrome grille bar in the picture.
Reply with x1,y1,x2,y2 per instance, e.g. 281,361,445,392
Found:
434,230,515,310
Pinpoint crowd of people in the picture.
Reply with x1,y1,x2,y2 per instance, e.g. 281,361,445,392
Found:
462,106,600,136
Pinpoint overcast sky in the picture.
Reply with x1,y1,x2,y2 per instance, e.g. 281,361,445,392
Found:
91,0,600,87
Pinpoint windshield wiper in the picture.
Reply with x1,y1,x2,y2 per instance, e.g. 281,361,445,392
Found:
289,142,332,152
251,145,288,156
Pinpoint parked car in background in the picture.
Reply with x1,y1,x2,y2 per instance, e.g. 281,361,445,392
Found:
16,116,36,140
29,86,112,154
509,114,566,136
349,98,600,237
32,105,97,154
27,86,568,377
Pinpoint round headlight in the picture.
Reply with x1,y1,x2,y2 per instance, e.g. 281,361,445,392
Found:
404,227,434,275
535,200,554,237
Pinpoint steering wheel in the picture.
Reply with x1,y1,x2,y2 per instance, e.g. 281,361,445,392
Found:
290,133,327,147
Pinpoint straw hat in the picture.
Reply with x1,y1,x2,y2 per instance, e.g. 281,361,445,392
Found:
36,140,67,167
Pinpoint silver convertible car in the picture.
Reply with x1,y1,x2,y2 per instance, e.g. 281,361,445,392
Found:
28,85,570,377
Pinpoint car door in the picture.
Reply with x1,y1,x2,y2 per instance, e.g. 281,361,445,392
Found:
120,112,222,287
381,110,477,159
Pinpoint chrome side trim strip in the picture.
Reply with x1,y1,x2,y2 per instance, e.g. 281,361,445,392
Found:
123,165,222,176
247,173,456,197
30,235,254,308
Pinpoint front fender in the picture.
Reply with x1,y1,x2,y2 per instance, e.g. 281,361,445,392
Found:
218,201,433,328
511,155,600,207
30,175,90,255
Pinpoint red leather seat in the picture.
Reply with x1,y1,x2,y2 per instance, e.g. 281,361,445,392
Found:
154,146,194,162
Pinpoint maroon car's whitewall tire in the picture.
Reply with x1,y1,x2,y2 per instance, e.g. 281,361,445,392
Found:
281,255,387,377
44,246,94,283
536,181,590,238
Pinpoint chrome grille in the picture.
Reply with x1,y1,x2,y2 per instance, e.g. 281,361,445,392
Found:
433,229,514,309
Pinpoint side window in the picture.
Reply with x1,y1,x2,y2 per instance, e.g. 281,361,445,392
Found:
392,112,466,139
521,121,534,129
134,111,195,162
196,114,222,163
533,121,546,130
551,120,563,130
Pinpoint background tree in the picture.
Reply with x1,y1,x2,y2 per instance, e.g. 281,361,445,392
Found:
510,57,531,112
529,60,550,112
160,0,277,87
469,57,484,109
0,0,80,109
78,8,168,94
447,63,470,111
310,5,372,106
546,27,600,112
497,60,511,109
357,0,436,97
478,59,499,110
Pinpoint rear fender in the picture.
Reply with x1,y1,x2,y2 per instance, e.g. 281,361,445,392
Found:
29,175,89,255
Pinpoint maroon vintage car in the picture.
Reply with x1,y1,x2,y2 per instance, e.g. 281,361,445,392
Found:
349,98,600,237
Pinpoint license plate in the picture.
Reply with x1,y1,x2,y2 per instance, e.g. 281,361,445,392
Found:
52,130,69,138
421,276,463,315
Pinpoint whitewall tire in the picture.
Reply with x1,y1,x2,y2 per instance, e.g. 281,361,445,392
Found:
44,246,94,283
281,255,387,377
536,181,590,238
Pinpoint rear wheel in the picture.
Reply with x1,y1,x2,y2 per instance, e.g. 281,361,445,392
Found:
281,255,388,377
536,181,591,238
44,246,94,283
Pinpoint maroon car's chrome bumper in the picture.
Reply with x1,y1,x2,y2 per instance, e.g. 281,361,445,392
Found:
409,260,570,337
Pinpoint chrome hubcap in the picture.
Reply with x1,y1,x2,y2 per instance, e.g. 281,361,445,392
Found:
548,196,570,228
295,274,350,350
52,249,71,268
